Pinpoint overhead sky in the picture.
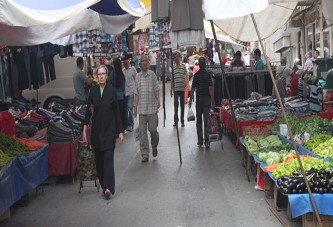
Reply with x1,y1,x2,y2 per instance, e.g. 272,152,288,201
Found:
12,0,86,10
12,0,142,10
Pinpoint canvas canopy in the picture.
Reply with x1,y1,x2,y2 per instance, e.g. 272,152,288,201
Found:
204,0,297,42
0,0,145,46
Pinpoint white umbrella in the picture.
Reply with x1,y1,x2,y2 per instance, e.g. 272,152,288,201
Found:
0,0,146,46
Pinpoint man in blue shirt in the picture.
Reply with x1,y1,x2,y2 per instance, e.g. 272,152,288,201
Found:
254,49,265,95
73,57,92,106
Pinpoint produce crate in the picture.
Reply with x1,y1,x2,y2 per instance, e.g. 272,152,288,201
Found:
264,171,274,199
242,125,270,140
302,213,333,227
274,186,288,211
287,201,302,222
0,209,10,222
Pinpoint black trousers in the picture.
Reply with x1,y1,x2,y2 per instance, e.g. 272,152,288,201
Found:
196,97,211,143
42,56,56,83
95,142,116,193
174,91,185,124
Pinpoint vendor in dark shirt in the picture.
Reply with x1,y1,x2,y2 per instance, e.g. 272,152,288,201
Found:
189,57,215,149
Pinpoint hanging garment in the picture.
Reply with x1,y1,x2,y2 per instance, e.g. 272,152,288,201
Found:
73,31,89,54
171,0,204,32
88,29,103,53
151,0,169,22
41,43,56,82
170,30,205,50
11,47,30,90
28,45,45,89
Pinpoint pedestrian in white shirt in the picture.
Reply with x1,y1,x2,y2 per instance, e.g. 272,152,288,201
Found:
304,51,313,71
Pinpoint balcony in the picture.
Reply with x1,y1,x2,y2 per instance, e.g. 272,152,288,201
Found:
273,36,291,52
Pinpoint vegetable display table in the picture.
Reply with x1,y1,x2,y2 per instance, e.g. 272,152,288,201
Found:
0,146,48,214
220,107,277,147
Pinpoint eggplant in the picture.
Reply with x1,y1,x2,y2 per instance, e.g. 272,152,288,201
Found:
319,188,324,194
292,189,297,194
315,181,322,187
314,187,319,193
323,180,329,186
277,178,283,185
280,176,288,181
296,183,302,190
330,188,333,193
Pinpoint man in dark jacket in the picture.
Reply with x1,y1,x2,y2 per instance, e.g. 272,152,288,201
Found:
189,57,215,149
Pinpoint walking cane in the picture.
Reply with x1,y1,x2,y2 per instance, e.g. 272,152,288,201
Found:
170,48,183,165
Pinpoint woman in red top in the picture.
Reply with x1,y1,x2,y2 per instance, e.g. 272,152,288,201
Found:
290,71,298,96
290,59,301,96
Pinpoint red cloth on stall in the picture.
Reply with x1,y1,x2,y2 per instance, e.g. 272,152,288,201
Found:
48,137,81,176
48,126,91,176
0,111,16,136
220,107,277,147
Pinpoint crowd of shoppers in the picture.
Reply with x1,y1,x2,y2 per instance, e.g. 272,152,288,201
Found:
78,46,326,200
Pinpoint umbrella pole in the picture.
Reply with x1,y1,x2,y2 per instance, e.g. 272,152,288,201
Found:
170,48,182,165
250,14,323,227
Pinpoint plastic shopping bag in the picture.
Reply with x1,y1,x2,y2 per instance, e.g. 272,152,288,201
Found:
134,118,140,141
187,108,195,122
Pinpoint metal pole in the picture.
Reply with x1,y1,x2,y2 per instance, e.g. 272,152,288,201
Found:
170,48,182,165
159,30,166,127
319,0,324,58
250,13,323,227
209,21,241,145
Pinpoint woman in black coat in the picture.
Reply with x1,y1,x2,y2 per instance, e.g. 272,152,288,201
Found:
83,64,124,200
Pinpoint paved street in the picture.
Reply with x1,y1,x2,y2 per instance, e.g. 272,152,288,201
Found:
1,82,300,227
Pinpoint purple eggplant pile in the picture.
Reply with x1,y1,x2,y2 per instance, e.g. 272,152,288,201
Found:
277,168,333,194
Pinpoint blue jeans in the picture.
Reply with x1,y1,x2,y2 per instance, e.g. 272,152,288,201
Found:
126,94,134,128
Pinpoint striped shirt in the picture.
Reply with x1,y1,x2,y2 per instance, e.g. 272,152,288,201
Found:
192,69,213,98
134,70,160,115
173,64,187,91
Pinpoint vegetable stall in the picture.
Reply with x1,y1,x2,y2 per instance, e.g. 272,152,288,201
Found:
241,125,333,224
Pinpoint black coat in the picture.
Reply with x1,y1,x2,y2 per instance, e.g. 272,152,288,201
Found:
84,84,123,150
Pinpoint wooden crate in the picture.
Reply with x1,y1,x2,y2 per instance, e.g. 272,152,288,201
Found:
264,171,274,199
302,213,333,227
0,209,11,222
273,186,288,211
287,200,302,222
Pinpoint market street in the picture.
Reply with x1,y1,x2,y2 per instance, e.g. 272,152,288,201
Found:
1,82,299,227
